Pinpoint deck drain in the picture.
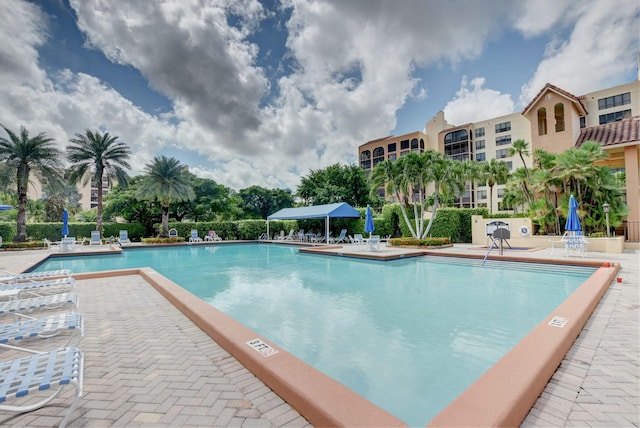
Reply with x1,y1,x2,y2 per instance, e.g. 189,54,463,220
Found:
548,316,569,328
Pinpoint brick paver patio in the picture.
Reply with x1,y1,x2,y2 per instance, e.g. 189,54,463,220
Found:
0,245,637,427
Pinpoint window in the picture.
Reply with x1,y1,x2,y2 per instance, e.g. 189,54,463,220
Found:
476,152,486,161
495,121,511,133
537,108,547,135
388,143,396,152
505,161,512,170
388,153,396,161
444,129,471,160
497,188,505,198
496,135,511,146
400,140,409,149
476,140,485,150
554,103,565,132
580,117,586,128
598,92,631,110
360,150,371,169
373,147,385,166
475,127,485,137
496,149,509,159
411,138,420,152
477,190,487,200
599,109,632,124
400,150,409,156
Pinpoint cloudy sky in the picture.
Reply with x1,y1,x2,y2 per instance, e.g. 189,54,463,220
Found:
1,0,638,191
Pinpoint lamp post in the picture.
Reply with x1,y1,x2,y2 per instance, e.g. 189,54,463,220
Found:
603,203,610,238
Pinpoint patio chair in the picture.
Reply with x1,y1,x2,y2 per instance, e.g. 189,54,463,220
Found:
0,270,72,284
89,231,102,246
330,229,347,244
118,230,131,244
351,234,365,245
0,278,75,300
563,234,588,256
284,229,295,240
189,229,203,243
60,237,76,253
0,312,83,353
0,346,84,428
367,235,381,252
258,232,269,240
0,292,78,318
204,231,222,242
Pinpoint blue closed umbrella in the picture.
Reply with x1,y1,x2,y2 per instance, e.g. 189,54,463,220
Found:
564,195,581,234
0,205,12,211
62,209,70,237
364,205,375,237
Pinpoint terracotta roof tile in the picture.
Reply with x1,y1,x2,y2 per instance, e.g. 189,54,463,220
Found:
575,116,640,147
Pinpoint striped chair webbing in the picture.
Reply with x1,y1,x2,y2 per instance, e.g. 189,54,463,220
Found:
0,347,82,402
0,270,73,284
0,312,82,343
0,293,78,315
0,277,75,292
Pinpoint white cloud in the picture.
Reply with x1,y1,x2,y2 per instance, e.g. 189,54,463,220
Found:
443,77,515,125
519,0,640,102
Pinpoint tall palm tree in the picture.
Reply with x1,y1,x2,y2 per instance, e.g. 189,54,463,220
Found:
507,139,533,203
481,158,510,214
137,155,195,236
0,125,64,242
67,129,132,234
370,159,417,237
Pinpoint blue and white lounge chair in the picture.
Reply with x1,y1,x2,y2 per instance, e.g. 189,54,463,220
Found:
351,234,365,245
0,293,78,318
0,278,75,299
330,229,348,244
0,270,72,284
0,347,84,428
204,231,222,242
118,230,131,244
189,230,203,243
89,231,102,246
0,312,83,353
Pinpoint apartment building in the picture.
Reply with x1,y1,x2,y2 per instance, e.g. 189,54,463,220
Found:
27,173,113,212
359,80,640,237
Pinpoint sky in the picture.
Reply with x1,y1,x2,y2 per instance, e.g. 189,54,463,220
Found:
1,0,638,192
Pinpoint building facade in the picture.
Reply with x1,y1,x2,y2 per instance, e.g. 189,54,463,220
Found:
359,80,640,238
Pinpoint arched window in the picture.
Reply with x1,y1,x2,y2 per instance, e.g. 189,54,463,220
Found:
554,103,565,132
360,150,371,169
420,139,425,150
537,108,547,135
373,147,385,166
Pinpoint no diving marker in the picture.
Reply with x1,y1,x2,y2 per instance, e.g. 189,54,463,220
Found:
548,316,569,328
246,338,279,357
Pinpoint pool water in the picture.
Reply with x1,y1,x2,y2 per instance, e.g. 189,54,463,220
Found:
35,244,596,426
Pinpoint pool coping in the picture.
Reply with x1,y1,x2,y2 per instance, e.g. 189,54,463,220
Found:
28,245,620,427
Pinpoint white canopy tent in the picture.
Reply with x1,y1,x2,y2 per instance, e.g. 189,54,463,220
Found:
267,202,361,242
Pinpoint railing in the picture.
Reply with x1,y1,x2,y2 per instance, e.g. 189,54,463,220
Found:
624,221,639,242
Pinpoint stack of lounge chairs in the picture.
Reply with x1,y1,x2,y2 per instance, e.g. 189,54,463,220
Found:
0,269,84,427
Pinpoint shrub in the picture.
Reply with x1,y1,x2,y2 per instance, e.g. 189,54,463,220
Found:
141,237,185,244
389,237,451,247
1,240,48,250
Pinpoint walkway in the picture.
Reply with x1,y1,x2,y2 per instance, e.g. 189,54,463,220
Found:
0,244,637,427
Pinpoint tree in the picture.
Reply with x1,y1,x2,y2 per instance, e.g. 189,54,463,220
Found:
137,156,195,236
0,125,64,242
67,129,131,234
480,158,510,215
238,186,294,219
297,164,371,207
103,177,161,235
507,139,533,203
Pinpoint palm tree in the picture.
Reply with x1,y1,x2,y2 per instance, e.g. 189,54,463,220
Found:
137,155,195,236
0,125,64,242
370,159,418,237
481,158,510,214
67,129,132,234
507,139,533,203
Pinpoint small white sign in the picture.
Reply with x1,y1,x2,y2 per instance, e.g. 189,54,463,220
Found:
246,338,279,357
548,316,569,328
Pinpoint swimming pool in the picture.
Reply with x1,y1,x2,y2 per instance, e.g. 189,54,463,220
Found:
35,244,597,426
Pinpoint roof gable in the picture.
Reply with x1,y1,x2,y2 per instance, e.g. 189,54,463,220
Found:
522,83,588,117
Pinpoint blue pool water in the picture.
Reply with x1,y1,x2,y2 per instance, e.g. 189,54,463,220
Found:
35,244,596,426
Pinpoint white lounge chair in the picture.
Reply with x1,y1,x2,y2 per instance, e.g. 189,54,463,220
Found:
189,229,203,243
284,229,295,240
0,312,83,353
0,346,84,428
0,292,78,318
330,229,348,244
0,269,72,284
60,237,76,253
563,234,588,256
89,231,102,246
351,234,365,245
368,235,381,252
0,277,75,300
204,231,222,242
118,230,131,244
